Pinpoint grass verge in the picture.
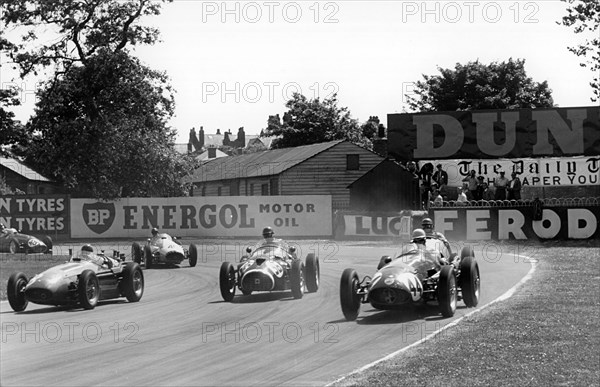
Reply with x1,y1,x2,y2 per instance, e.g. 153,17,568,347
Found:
334,240,600,387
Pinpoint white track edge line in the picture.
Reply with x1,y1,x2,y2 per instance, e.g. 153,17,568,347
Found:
326,255,537,386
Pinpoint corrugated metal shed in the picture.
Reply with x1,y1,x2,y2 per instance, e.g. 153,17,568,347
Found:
0,157,51,182
189,140,344,183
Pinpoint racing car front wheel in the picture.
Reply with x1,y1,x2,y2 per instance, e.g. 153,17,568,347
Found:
220,262,236,302
189,244,198,267
144,245,153,269
340,268,361,321
438,266,457,317
79,270,100,310
460,256,480,307
305,253,319,293
132,242,143,264
122,263,144,302
290,259,305,299
7,272,29,312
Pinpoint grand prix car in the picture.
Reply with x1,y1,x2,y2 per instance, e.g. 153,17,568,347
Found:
0,225,53,254
339,237,480,320
219,240,319,301
7,250,144,312
132,233,198,269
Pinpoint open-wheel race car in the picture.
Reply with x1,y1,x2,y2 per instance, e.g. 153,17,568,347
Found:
131,233,198,269
0,224,53,254
7,246,144,312
339,236,480,320
219,240,320,301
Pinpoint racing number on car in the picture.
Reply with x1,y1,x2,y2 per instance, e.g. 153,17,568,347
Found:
410,283,423,297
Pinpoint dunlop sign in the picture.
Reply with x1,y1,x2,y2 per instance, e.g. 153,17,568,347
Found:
70,196,332,238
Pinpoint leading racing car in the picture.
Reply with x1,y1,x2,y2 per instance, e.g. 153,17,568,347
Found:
339,235,480,320
7,247,144,312
219,239,319,301
132,233,198,269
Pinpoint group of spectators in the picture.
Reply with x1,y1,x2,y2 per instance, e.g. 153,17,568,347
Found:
405,161,523,209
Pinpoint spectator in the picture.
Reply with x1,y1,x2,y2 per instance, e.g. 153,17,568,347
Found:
508,172,522,200
462,170,478,200
433,189,443,206
476,175,486,200
456,187,468,205
494,171,509,200
432,164,448,194
532,197,544,221
481,183,495,201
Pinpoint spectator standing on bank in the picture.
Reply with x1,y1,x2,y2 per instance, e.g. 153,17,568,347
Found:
508,172,522,200
481,183,495,201
494,171,509,200
462,170,478,201
432,164,448,195
456,187,468,205
433,189,444,206
476,175,486,200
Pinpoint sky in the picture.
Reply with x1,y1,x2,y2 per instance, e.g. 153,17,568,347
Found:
3,0,598,144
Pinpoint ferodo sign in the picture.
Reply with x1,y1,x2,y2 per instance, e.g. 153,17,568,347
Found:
70,196,332,238
433,206,600,240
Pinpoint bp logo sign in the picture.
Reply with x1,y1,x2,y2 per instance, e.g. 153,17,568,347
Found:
82,202,116,234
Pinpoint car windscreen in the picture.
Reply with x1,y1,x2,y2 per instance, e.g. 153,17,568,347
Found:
251,246,286,258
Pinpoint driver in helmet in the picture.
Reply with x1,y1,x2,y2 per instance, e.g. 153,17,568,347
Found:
77,244,119,268
150,227,161,244
411,228,449,266
422,218,446,240
261,227,281,243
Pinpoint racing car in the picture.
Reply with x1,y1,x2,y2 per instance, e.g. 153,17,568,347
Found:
7,248,144,312
131,233,198,268
339,236,480,320
219,240,320,301
0,224,53,254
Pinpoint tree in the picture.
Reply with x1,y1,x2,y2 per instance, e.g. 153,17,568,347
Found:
406,58,554,112
22,49,196,199
558,0,600,101
0,87,28,155
360,116,386,140
1,0,171,78
262,93,372,149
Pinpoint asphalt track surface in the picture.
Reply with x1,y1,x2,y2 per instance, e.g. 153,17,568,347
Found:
1,239,532,386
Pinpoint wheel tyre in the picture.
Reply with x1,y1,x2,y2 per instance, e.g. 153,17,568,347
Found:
219,262,236,302
241,289,253,296
41,236,53,253
189,244,198,267
340,268,361,321
144,245,153,269
132,242,142,264
9,240,19,254
7,272,29,312
438,266,457,317
121,263,144,302
290,259,305,299
460,246,474,260
79,270,100,310
460,256,480,307
377,255,391,270
305,253,320,293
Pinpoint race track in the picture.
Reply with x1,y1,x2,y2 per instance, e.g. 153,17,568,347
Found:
0,240,532,386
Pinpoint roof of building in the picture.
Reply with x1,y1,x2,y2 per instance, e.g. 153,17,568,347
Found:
196,148,229,161
0,157,52,182
187,140,346,183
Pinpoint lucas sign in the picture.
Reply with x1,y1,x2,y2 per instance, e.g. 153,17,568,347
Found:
388,106,600,160
71,196,332,238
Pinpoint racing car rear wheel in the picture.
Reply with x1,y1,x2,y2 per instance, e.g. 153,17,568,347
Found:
460,246,474,260
7,272,29,312
144,245,153,269
132,242,143,264
460,256,480,307
189,244,198,267
290,259,305,299
122,263,144,302
305,253,319,293
438,266,457,317
8,240,19,254
41,236,53,253
220,262,236,302
79,270,100,310
340,268,361,321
